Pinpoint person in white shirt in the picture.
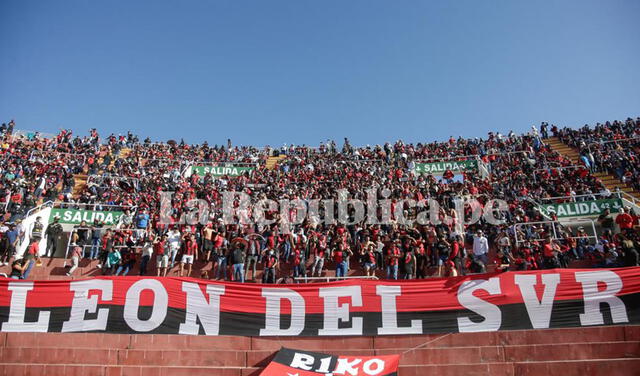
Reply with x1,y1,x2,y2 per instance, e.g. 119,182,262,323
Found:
139,241,153,276
167,228,182,268
472,230,489,266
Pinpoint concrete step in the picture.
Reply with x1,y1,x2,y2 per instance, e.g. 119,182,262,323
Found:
2,360,640,376
4,327,637,352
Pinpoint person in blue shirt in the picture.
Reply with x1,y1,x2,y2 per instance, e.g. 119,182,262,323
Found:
136,209,150,230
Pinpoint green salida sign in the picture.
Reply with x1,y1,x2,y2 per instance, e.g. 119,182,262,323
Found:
414,160,478,175
192,165,255,177
50,208,124,225
539,198,623,218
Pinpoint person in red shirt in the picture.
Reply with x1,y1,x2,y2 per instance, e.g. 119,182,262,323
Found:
542,238,560,269
20,240,40,280
449,235,463,275
311,232,327,277
180,234,198,277
385,241,401,280
333,243,352,279
292,247,305,279
154,234,168,277
363,243,377,277
615,208,634,235
262,248,278,284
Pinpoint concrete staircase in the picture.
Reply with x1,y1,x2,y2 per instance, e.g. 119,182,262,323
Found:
545,137,582,164
592,171,640,200
265,155,286,170
545,137,640,200
0,325,638,376
70,148,133,199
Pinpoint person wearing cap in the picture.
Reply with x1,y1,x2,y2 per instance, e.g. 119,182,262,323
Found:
472,230,489,266
45,215,63,258
30,216,44,243
9,258,27,279
262,247,278,283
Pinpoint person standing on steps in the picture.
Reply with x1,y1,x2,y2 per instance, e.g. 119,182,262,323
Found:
45,215,63,258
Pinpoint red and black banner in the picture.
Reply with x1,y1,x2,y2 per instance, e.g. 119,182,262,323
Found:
0,267,639,336
260,347,400,376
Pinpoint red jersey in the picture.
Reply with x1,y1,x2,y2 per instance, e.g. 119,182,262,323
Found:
543,244,554,258
292,249,300,266
154,241,165,255
185,240,198,256
367,251,376,264
386,247,400,266
28,242,39,257
266,255,277,268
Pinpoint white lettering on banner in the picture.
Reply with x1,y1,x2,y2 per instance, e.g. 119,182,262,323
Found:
334,358,362,375
179,283,225,335
260,288,305,336
456,278,502,332
289,352,387,375
514,274,560,329
316,356,333,373
318,286,363,336
59,210,118,224
362,359,385,375
62,280,113,332
1,282,50,332
376,285,422,335
575,271,629,326
124,279,168,332
290,352,315,370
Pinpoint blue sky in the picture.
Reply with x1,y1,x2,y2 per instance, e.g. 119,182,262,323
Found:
1,0,639,147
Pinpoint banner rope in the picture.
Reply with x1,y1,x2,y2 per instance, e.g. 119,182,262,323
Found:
401,333,451,354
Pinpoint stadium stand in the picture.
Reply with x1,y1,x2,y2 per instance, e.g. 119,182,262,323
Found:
0,118,639,281
0,118,639,376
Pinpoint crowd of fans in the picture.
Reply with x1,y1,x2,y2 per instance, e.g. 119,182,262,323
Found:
0,117,639,282
557,117,640,192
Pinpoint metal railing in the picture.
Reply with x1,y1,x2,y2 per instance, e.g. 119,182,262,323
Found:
29,150,88,165
513,219,598,245
55,201,137,209
414,150,528,164
586,136,640,153
533,165,583,176
537,192,619,203
25,200,54,218
12,129,56,140
294,275,379,283
86,174,140,185
63,227,149,260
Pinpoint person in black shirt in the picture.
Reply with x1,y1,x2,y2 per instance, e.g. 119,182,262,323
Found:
230,239,247,283
10,258,27,279
436,236,450,277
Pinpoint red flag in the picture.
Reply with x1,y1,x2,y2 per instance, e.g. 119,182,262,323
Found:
260,347,400,376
